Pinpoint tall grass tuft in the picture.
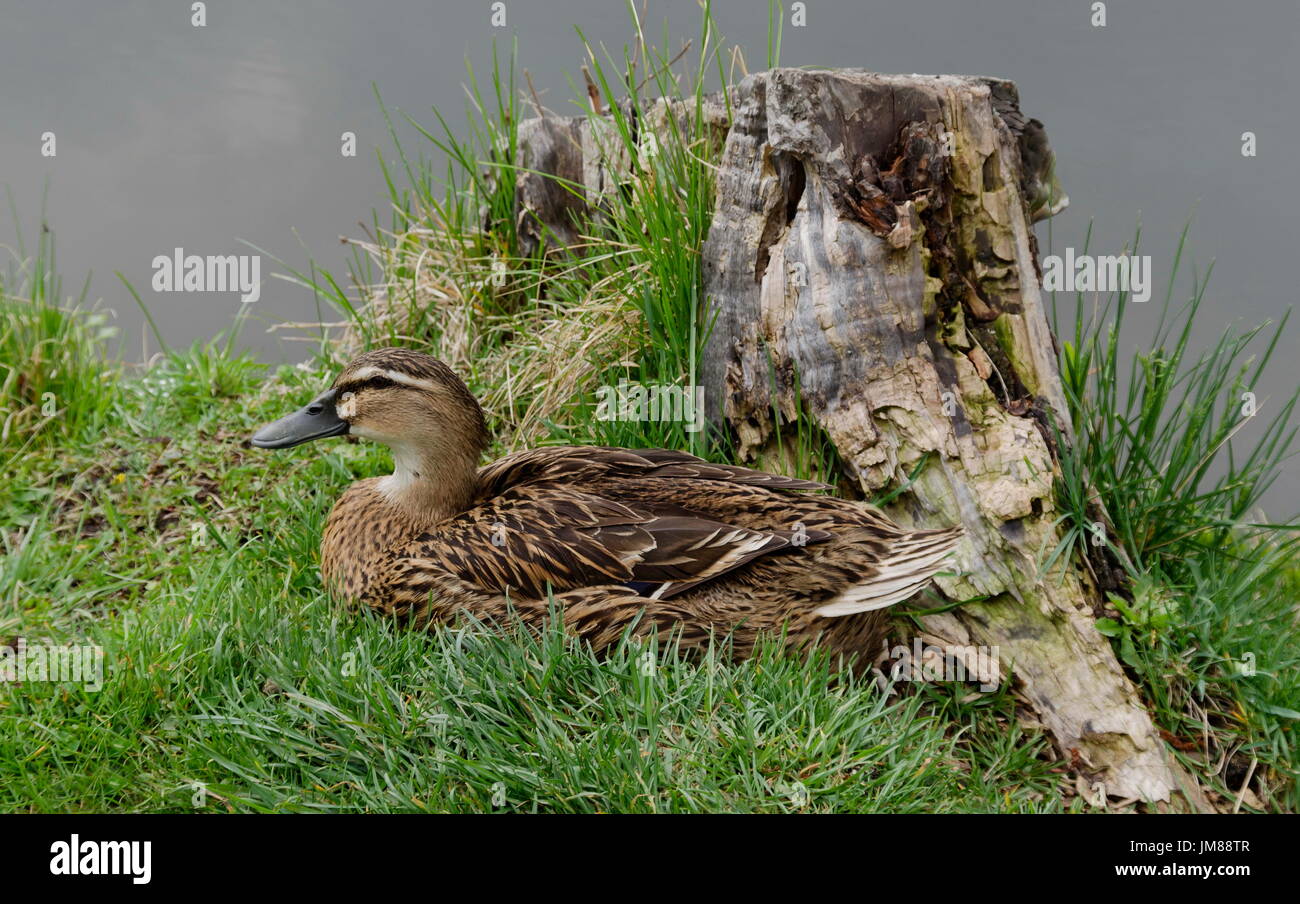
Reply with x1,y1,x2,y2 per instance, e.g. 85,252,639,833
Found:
0,196,118,453
1051,223,1300,808
281,3,740,461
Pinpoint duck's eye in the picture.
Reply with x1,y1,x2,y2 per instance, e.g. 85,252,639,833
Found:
339,391,355,402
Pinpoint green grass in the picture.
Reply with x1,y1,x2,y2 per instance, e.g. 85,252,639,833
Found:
1,190,120,454
1048,223,1300,810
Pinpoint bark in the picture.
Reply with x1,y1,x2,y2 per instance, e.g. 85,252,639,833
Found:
515,114,588,259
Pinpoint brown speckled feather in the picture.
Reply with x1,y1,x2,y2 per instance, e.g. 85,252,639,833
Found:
415,481,831,599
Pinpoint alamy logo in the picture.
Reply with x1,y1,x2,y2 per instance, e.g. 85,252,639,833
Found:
151,247,261,303
887,637,1001,692
1040,249,1152,303
0,637,103,691
594,380,705,433
49,835,151,884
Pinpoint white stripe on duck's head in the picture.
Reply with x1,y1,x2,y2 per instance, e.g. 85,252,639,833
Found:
251,348,489,460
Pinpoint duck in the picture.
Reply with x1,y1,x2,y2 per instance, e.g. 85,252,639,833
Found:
251,347,961,666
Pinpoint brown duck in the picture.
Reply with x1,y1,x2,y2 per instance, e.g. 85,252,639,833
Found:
251,348,961,665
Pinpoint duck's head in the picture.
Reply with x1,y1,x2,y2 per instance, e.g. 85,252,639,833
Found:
251,348,489,478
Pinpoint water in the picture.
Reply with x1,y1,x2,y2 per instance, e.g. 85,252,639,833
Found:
2,0,1297,507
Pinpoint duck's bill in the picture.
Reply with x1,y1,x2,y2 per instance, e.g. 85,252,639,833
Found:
250,390,350,449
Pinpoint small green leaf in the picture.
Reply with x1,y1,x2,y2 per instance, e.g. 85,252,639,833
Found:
1118,633,1140,668
1094,618,1123,638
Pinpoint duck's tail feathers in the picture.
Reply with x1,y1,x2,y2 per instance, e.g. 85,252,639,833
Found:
813,527,962,618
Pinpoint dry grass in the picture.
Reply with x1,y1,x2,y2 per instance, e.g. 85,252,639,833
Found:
334,221,651,451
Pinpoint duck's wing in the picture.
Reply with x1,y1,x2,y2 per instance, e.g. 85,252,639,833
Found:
477,445,895,536
476,446,832,498
409,485,830,599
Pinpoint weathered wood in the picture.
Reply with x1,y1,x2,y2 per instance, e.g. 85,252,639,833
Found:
700,69,1203,808
515,114,588,259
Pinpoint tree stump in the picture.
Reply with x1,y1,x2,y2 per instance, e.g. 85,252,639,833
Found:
701,69,1204,808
